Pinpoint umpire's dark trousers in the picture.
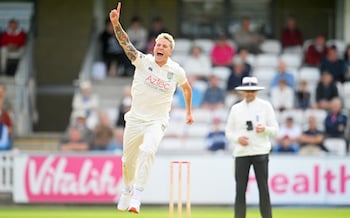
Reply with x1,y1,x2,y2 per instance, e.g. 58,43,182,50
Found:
234,154,272,218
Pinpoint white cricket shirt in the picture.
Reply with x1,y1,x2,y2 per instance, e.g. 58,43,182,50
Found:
225,97,279,157
125,52,187,123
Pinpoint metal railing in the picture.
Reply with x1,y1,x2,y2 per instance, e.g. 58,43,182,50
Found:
14,29,36,136
0,151,14,193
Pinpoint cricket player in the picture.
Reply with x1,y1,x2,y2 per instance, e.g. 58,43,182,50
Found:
109,2,194,214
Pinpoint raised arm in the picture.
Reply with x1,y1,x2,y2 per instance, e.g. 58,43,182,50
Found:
109,2,138,61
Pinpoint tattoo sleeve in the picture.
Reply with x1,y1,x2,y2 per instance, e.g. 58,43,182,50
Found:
113,24,138,61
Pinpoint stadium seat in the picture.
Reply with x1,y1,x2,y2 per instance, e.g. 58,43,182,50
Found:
255,53,279,68
298,67,321,86
326,39,346,57
280,53,302,69
173,38,192,55
192,38,214,55
260,39,282,54
342,82,350,109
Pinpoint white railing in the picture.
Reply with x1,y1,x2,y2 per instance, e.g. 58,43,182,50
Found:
14,29,36,136
0,151,14,193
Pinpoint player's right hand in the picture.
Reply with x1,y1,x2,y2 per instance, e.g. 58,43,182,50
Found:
109,2,121,26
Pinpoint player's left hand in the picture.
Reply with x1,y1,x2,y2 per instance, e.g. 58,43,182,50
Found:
255,124,265,133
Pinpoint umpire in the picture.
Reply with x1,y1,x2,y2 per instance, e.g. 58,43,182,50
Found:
225,77,279,218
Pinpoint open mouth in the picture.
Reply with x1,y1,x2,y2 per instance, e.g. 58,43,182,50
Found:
156,52,164,57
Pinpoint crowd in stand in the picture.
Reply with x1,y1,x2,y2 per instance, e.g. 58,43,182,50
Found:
68,15,350,155
1,14,348,156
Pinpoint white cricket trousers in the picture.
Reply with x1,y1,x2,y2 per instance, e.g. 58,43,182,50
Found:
122,118,166,191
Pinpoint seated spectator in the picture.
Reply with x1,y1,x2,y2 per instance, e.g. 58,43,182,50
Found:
299,115,328,155
270,79,295,112
343,44,350,81
202,75,225,110
295,80,311,110
183,45,212,79
116,85,132,128
281,16,303,50
236,48,252,74
91,112,116,151
324,98,347,139
233,16,263,54
275,116,302,151
126,16,148,53
100,18,133,76
109,127,124,152
205,117,227,152
72,81,99,129
0,83,13,114
175,76,203,109
226,57,250,94
320,45,346,83
0,97,13,134
147,16,167,43
0,123,11,151
210,34,235,67
60,126,90,151
0,19,26,75
62,110,93,146
304,34,328,66
314,72,338,110
270,59,295,89
272,135,299,153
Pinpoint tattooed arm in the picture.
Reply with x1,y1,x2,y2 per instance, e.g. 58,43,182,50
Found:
109,2,138,62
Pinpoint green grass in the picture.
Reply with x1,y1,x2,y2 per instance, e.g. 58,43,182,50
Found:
1,206,350,218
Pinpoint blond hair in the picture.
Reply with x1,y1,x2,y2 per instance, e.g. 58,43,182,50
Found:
155,33,175,50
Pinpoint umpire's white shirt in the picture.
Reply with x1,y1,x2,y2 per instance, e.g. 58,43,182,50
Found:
225,97,279,157
125,52,187,124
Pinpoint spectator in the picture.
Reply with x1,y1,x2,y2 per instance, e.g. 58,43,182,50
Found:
116,86,132,128
127,16,148,53
202,75,226,110
109,127,124,152
299,115,328,155
275,116,302,151
295,80,311,110
100,18,133,76
0,97,13,134
324,98,347,139
270,60,295,89
233,17,263,54
205,117,227,152
272,135,299,153
60,126,90,151
0,83,13,113
72,81,99,129
210,34,235,67
281,16,303,50
236,48,252,74
304,34,328,66
343,44,350,81
226,57,250,94
183,45,212,79
91,112,116,151
0,19,26,75
62,110,93,146
270,79,295,112
0,123,11,151
314,72,338,110
147,16,167,42
320,45,346,83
